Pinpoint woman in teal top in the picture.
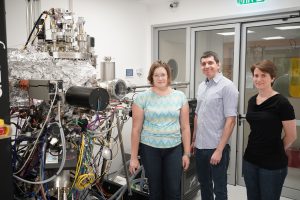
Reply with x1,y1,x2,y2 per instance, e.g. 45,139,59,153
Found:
129,60,191,200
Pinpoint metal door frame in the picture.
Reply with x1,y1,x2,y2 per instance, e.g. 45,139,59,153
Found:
190,23,241,185
237,17,300,199
152,26,192,97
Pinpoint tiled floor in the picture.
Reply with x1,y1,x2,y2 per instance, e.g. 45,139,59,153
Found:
192,184,292,200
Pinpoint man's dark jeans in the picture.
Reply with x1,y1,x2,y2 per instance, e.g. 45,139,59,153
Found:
243,159,287,200
195,144,230,200
140,143,182,200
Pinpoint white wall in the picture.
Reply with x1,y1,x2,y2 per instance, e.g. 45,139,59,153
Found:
5,0,27,49
71,0,149,84
147,0,300,25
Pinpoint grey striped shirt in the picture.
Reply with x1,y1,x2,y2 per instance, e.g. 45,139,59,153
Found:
195,73,239,149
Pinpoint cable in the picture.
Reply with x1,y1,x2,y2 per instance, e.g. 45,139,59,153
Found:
90,122,117,137
13,101,67,185
75,173,95,190
70,134,85,191
30,14,48,46
23,10,48,50
14,82,58,175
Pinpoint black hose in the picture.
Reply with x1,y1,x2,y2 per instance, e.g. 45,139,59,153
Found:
24,11,48,49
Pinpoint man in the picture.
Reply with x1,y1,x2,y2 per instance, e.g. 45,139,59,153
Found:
192,51,238,200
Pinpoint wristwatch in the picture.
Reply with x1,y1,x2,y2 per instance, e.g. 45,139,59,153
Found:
183,152,191,158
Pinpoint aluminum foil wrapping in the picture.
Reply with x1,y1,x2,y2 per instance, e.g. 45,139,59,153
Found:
8,48,98,106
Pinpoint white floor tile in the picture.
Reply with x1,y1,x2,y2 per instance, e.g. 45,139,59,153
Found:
192,184,293,200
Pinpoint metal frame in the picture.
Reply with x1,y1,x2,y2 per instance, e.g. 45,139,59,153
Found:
151,7,300,29
190,23,241,185
152,25,191,96
237,17,300,199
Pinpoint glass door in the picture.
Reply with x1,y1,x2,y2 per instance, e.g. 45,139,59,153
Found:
237,18,300,199
157,28,189,95
191,24,241,184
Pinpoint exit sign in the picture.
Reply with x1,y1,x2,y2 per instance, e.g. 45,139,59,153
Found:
237,0,265,5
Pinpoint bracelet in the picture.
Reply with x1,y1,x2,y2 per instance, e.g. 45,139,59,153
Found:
183,153,191,158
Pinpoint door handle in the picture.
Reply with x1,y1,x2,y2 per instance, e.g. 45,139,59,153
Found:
238,114,246,126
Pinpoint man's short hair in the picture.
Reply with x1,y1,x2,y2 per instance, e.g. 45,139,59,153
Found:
200,51,220,64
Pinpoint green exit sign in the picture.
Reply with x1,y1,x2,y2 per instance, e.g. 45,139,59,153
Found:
237,0,265,5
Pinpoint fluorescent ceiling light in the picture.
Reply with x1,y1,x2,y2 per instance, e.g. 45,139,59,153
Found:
217,30,254,36
262,36,285,40
217,32,235,36
274,26,300,30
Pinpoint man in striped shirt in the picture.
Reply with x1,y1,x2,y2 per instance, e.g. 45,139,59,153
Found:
192,51,239,200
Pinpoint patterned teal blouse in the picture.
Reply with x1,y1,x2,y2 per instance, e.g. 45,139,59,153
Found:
134,89,187,148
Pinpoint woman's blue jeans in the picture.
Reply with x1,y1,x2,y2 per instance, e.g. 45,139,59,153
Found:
140,143,182,200
195,144,230,200
243,159,287,200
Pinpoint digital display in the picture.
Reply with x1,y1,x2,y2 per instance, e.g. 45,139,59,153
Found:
126,68,134,77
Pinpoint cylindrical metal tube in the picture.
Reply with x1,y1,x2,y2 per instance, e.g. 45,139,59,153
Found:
65,86,109,111
69,0,73,12
99,79,127,100
100,61,115,81
25,0,30,37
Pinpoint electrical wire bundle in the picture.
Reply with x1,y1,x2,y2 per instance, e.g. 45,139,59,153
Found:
10,80,136,199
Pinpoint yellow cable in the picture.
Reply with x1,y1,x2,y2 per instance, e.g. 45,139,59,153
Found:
70,134,85,189
75,173,95,190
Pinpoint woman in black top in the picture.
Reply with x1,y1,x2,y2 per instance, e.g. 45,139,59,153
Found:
243,60,297,200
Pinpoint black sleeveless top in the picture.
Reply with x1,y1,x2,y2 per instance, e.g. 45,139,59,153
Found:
243,94,295,170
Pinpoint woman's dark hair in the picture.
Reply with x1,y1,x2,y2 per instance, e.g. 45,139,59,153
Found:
147,60,172,86
251,60,277,79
